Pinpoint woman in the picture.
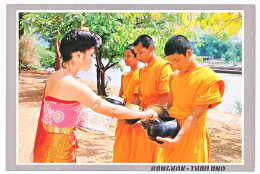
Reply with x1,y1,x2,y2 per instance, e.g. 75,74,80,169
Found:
32,29,157,163
113,44,140,162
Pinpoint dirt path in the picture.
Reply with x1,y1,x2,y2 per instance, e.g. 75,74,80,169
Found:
18,70,242,163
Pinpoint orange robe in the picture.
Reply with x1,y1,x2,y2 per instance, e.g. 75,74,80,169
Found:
129,57,172,163
33,128,77,163
163,66,225,163
113,69,139,162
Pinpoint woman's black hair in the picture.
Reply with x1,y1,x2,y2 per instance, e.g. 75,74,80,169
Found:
164,35,192,56
59,29,102,65
133,34,155,49
125,44,136,57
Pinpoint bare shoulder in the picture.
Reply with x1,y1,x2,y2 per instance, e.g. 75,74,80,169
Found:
59,76,93,99
46,73,79,97
57,75,82,92
67,76,89,90
75,77,89,86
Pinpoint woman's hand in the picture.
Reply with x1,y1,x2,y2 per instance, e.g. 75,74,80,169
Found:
155,136,180,150
144,109,158,121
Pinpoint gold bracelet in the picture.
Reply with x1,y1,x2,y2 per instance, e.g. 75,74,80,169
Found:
91,97,102,109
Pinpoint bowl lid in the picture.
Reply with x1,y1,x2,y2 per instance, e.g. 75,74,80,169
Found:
145,104,169,118
142,104,169,129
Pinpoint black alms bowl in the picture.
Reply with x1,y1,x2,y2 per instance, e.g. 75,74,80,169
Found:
105,95,125,106
147,117,180,144
141,104,169,129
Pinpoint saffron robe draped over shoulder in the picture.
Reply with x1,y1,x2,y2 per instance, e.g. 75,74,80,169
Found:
163,66,225,163
130,57,172,163
139,57,172,108
33,83,84,163
121,69,140,103
113,69,139,163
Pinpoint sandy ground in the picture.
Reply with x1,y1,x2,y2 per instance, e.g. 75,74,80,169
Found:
18,70,242,163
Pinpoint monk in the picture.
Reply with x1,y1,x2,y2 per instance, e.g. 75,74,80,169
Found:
130,35,173,162
156,35,225,163
113,44,140,162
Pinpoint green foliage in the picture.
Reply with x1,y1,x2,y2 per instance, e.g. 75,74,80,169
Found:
191,34,242,62
20,12,242,70
83,13,126,61
194,55,203,62
36,43,55,68
20,12,82,50
192,34,228,58
19,12,243,94
225,42,242,62
82,12,184,61
24,63,42,70
234,100,242,115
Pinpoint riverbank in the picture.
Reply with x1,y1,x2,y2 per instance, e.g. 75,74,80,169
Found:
18,70,242,163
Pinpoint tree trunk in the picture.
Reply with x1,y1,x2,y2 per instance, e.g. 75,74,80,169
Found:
96,47,106,95
101,72,106,96
97,67,103,95
19,13,24,38
53,39,61,71
95,47,118,96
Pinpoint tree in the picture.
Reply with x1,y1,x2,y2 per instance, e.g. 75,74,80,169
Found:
19,13,24,38
20,12,242,95
191,34,242,62
82,13,127,95
192,34,232,59
19,35,40,72
224,42,242,62
37,43,55,68
20,13,83,70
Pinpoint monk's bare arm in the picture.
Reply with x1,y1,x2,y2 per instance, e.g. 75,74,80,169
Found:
119,75,124,97
166,72,178,109
131,92,140,105
166,71,179,110
156,104,208,149
156,93,169,107
132,69,142,105
167,90,173,110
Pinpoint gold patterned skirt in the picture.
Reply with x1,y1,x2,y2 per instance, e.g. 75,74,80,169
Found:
33,124,78,163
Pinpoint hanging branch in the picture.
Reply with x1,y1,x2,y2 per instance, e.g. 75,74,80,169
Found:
184,13,193,29
216,17,239,35
212,15,241,22
105,74,111,88
104,54,115,71
107,62,119,70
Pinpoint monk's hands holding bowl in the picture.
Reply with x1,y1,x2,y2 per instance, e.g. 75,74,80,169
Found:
155,136,180,149
143,109,158,121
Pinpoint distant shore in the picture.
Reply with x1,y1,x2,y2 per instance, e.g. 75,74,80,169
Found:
209,66,242,74
18,70,242,163
205,62,242,74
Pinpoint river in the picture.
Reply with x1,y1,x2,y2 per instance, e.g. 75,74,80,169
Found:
77,60,242,114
